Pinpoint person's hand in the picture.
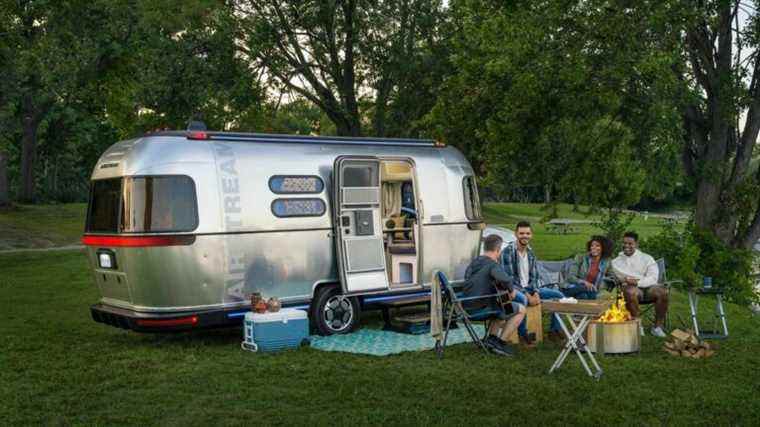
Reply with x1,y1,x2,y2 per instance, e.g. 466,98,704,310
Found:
625,277,638,286
584,281,594,291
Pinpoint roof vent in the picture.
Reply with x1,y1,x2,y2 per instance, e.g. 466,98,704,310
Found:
187,120,207,131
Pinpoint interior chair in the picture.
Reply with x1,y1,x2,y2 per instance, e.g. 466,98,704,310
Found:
386,215,417,284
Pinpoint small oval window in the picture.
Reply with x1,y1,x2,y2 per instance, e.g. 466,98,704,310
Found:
271,198,326,217
269,176,324,194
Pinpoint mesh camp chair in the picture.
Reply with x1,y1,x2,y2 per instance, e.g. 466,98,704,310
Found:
538,258,576,289
617,258,679,330
433,271,512,358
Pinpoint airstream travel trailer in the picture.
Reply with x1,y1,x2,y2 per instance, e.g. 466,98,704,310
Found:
83,130,484,335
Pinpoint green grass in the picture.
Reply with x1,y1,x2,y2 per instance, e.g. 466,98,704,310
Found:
0,203,86,250
2,249,760,425
483,202,673,260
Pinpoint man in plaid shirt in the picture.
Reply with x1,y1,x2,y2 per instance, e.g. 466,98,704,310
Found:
500,221,565,343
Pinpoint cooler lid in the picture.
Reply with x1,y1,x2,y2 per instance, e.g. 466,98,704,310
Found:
245,308,308,323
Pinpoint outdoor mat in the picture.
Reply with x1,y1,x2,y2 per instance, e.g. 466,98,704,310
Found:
309,325,485,356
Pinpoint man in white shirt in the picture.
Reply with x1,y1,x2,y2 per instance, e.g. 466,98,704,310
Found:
611,231,668,337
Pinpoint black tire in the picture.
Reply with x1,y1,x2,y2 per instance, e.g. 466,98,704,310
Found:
310,285,361,336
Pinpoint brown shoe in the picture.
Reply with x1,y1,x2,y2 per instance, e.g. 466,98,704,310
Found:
519,333,536,348
547,331,565,343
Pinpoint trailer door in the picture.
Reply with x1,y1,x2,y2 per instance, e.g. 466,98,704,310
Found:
333,157,389,294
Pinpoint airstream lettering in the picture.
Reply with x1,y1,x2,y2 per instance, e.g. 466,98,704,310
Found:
83,130,484,334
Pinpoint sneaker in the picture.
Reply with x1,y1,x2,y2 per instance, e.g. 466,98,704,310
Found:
639,324,645,337
650,326,667,338
484,335,514,356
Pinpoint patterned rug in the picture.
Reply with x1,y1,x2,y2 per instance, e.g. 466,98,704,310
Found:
309,326,485,356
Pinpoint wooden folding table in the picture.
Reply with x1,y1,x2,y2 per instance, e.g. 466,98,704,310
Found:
542,299,612,380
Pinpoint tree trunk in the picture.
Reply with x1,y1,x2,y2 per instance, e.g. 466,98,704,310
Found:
373,81,391,137
0,150,8,207
20,114,39,202
544,184,551,204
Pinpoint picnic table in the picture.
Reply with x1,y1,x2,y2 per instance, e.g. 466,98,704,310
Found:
542,299,612,380
546,218,592,234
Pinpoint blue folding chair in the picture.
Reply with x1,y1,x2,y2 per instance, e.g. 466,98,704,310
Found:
434,271,512,358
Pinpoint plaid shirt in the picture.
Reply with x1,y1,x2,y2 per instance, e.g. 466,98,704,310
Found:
500,242,540,290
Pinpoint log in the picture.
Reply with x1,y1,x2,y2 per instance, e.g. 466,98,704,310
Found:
664,348,681,356
671,329,691,341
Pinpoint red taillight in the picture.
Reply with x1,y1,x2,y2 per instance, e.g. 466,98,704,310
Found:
136,316,198,327
187,131,209,140
81,235,195,247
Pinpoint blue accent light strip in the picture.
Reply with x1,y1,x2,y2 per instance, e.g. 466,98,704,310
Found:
363,291,430,303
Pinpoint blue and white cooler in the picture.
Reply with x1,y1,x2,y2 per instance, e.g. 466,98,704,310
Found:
242,308,309,352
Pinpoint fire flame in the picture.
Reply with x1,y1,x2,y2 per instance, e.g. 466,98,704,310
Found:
598,297,631,323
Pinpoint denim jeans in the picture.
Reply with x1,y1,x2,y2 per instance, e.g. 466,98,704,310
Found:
514,287,565,334
562,283,598,300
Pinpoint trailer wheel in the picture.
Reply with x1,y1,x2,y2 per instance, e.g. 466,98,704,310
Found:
311,285,360,336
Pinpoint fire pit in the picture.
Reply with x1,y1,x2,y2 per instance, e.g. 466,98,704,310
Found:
585,297,641,354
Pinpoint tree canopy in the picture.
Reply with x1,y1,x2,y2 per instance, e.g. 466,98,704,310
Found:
3,0,760,255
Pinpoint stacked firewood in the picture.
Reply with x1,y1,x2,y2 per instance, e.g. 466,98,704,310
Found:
663,329,716,359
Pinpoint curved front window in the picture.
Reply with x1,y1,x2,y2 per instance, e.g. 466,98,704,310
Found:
86,176,198,233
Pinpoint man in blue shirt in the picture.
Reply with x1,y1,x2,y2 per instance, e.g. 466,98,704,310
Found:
500,221,565,344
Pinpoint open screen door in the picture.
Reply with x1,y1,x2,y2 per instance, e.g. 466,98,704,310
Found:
333,157,389,294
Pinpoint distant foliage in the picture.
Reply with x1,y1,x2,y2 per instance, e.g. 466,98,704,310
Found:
594,209,636,253
643,223,758,306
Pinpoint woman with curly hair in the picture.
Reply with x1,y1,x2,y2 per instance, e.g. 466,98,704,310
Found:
562,235,614,300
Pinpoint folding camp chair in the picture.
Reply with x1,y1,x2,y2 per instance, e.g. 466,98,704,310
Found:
610,258,679,330
433,271,512,358
538,258,576,289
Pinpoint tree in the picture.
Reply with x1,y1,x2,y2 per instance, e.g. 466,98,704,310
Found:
1,0,137,202
427,0,683,208
234,0,448,136
678,0,760,249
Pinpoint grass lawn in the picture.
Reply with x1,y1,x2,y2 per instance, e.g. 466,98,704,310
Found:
483,203,673,260
3,242,760,423
0,203,87,250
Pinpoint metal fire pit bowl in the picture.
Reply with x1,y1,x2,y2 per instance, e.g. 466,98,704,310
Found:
586,318,641,354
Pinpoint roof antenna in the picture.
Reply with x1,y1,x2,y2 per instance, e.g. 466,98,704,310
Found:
187,114,207,131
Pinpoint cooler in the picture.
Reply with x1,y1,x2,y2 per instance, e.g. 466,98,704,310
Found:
242,308,309,352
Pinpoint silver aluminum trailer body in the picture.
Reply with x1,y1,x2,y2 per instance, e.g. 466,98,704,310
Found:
84,132,483,333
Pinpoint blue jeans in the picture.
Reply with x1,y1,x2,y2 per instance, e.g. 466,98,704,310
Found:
514,287,565,335
562,284,598,300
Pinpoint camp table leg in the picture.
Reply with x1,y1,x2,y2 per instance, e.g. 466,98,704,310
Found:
549,313,603,379
717,294,729,337
688,291,701,337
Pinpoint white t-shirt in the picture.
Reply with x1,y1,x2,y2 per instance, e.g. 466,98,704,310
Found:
518,250,530,287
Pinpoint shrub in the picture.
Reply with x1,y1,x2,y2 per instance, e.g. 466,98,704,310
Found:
643,222,758,306
594,208,636,253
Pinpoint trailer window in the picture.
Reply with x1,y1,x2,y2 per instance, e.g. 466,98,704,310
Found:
271,198,326,217
463,176,482,220
269,176,324,194
121,176,198,232
86,179,122,233
342,162,379,187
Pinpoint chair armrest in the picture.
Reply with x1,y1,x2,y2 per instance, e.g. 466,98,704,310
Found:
456,291,509,302
661,280,683,288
